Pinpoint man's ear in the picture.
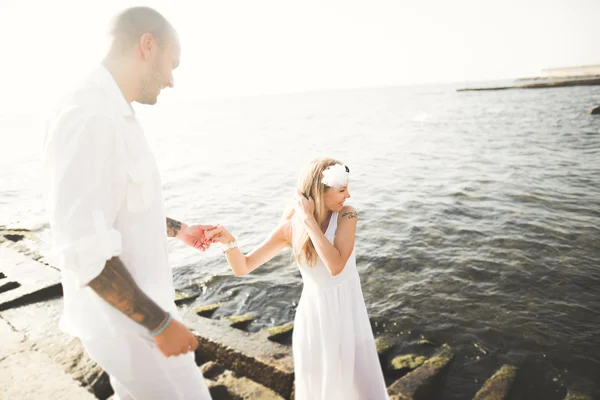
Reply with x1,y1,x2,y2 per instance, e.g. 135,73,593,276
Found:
139,32,156,60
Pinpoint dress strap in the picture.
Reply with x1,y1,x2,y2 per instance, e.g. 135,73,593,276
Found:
325,211,339,240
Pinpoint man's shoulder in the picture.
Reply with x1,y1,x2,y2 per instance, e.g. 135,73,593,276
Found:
44,82,115,147
42,71,120,155
50,74,113,122
58,88,110,117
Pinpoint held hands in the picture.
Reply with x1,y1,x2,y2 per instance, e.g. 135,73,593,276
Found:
205,225,235,245
293,189,315,221
152,318,199,357
177,224,217,251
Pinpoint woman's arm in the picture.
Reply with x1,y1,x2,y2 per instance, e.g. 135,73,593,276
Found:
206,221,291,276
303,205,357,276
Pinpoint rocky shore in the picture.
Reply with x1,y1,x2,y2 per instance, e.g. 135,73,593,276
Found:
0,227,594,400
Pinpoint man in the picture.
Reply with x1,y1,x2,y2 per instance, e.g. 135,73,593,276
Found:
42,7,213,399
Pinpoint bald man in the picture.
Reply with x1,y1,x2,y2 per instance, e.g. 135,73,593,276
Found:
42,7,213,399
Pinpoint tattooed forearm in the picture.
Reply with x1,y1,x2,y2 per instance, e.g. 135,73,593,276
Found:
166,217,182,238
88,257,167,331
342,211,358,220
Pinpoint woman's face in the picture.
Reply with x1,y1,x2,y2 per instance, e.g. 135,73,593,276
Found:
323,184,351,212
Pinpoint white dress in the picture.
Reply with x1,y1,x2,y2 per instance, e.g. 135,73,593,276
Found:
292,211,389,400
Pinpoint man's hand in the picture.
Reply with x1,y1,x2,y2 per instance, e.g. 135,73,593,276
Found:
153,318,199,357
89,258,199,358
178,224,217,251
167,217,216,251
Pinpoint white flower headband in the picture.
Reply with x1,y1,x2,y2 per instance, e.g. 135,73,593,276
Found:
322,163,350,189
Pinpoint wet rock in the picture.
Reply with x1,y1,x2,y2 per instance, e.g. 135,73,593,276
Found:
0,317,97,400
183,310,294,398
212,370,284,400
4,234,24,242
265,322,294,337
225,314,254,330
206,381,238,400
0,227,31,233
264,323,294,344
174,291,199,305
416,339,435,346
0,281,20,294
376,336,396,356
0,247,62,311
0,299,110,399
200,361,227,380
473,364,518,400
0,231,49,267
473,342,490,355
0,229,33,246
388,346,455,400
589,105,600,115
564,391,593,400
195,303,222,318
391,355,427,371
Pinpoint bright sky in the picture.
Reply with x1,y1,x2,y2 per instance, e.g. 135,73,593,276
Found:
1,0,598,112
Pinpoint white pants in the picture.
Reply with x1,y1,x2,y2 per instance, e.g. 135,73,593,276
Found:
81,333,212,400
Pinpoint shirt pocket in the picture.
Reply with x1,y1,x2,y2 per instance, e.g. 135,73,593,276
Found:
126,158,156,212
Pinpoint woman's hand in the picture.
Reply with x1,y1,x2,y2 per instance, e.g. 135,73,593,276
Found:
205,225,236,244
293,189,315,221
177,224,216,251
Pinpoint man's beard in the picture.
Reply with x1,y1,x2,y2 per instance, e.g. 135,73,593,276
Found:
139,66,162,105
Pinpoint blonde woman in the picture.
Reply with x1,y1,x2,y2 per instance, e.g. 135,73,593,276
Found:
206,158,388,400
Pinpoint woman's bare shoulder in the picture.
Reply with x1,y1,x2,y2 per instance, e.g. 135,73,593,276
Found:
339,205,358,221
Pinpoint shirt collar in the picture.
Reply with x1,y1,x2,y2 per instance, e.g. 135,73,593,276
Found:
90,65,135,117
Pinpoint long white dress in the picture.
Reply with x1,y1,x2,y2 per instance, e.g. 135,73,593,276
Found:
292,211,389,400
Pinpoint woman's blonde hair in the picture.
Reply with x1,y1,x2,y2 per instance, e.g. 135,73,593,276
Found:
283,157,344,267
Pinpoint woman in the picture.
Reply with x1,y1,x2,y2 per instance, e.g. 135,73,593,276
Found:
206,158,388,400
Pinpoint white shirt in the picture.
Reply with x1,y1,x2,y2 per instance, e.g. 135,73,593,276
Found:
42,66,179,340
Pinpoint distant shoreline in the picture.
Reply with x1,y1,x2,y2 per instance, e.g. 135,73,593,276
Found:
515,74,600,82
457,76,600,92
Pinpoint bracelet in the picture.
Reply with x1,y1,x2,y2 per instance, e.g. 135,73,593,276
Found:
149,313,172,337
219,239,238,254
